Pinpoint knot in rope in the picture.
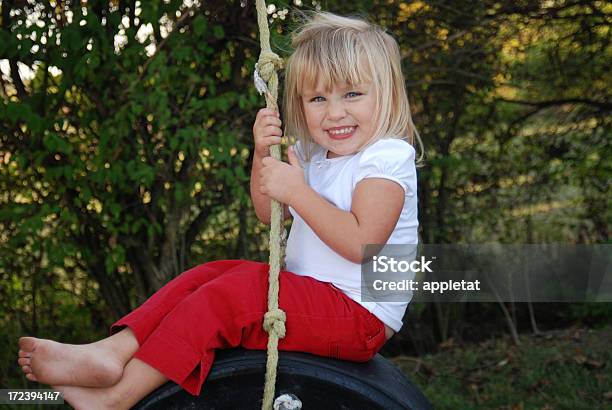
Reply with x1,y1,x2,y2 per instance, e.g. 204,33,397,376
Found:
257,50,283,82
263,308,286,338
273,394,303,410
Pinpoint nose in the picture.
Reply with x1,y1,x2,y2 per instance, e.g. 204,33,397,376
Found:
326,100,347,121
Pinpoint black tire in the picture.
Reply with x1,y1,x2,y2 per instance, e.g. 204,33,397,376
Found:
132,349,431,410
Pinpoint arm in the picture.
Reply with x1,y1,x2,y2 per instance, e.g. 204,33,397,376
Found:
289,178,404,263
250,152,291,225
259,147,405,263
250,108,291,225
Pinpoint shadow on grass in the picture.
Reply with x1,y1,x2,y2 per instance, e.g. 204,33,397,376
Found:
392,326,612,410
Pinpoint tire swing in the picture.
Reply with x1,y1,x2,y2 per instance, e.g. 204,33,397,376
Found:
133,2,431,409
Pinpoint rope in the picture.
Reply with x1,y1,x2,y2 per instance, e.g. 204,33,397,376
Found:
254,1,287,409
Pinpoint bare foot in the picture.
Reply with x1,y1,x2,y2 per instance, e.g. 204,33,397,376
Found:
18,337,123,387
54,385,121,410
54,357,168,410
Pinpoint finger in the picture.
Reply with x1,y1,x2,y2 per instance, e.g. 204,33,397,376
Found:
259,184,269,195
261,116,282,126
254,111,279,130
255,125,281,138
257,117,281,129
264,156,282,167
264,136,283,146
258,108,280,119
258,107,276,116
262,125,283,137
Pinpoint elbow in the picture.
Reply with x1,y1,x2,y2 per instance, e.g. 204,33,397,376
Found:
347,256,363,265
251,196,271,225
337,231,368,264
255,210,271,226
345,247,365,265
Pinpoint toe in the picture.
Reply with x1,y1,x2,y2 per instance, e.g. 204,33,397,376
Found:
18,350,32,358
22,365,32,374
25,373,38,382
18,357,30,367
19,337,37,352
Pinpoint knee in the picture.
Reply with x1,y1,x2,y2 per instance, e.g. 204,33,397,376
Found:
204,270,268,313
196,260,245,272
174,262,226,290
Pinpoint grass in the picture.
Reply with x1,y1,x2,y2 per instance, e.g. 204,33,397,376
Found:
4,325,610,409
392,326,612,410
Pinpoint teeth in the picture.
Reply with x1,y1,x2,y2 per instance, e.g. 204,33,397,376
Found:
328,127,354,135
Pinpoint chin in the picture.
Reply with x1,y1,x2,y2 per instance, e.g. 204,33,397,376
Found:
336,144,361,155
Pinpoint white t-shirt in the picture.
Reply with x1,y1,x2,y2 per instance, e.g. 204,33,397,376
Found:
285,138,418,331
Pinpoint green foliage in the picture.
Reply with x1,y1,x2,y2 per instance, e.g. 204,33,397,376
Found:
570,303,612,328
0,2,266,325
0,0,609,394
394,326,612,409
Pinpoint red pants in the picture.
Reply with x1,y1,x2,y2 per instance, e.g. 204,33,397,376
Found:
110,260,387,395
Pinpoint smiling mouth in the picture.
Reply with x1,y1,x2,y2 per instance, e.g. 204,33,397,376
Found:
327,126,356,140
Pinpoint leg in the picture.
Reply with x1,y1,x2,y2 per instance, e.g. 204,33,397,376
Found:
18,328,138,387
245,270,388,362
130,262,386,397
17,260,246,387
131,261,273,395
56,358,168,410
111,260,247,344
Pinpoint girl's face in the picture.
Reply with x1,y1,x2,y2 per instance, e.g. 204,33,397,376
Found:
301,82,376,158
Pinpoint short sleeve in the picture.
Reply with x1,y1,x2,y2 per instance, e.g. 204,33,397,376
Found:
354,139,417,197
291,140,307,168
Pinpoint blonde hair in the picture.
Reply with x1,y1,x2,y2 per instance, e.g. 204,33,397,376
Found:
283,11,422,161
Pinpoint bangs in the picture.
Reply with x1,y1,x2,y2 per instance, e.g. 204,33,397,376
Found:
293,33,373,95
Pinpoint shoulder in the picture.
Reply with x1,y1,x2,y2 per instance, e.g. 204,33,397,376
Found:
353,138,417,194
358,138,416,165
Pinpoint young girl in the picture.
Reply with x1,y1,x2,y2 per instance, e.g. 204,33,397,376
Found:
17,12,420,409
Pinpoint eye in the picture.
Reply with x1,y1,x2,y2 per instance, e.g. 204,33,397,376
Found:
345,91,363,98
309,96,325,103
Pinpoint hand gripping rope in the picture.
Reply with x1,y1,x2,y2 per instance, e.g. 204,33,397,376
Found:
253,1,299,410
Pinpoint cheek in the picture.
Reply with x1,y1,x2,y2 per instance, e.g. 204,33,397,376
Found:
304,110,320,131
360,106,377,130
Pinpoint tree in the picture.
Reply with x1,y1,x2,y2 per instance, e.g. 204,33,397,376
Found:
0,0,278,319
